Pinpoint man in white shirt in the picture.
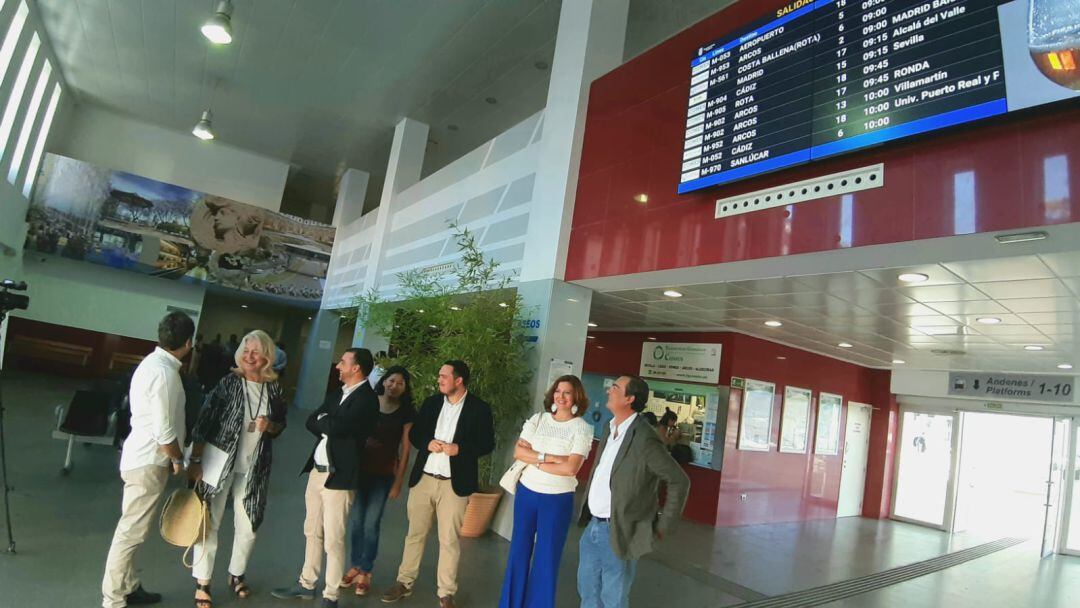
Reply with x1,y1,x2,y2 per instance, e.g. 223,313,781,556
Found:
273,348,378,608
382,360,495,608
102,311,194,608
576,375,690,608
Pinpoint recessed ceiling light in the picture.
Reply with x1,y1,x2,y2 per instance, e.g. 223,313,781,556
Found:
587,322,598,327
429,324,437,329
201,0,234,44
192,109,215,140
764,320,783,327
1024,345,1045,351
633,193,649,203
663,290,683,298
498,302,508,308
995,230,1048,244
892,359,906,364
418,309,425,313
597,345,605,349
587,335,596,339
307,316,312,320
838,342,854,348
240,304,248,309
776,356,786,360
976,317,1002,324
1058,363,1073,370
647,336,657,341
898,272,929,283
485,96,498,104
450,305,461,311
567,298,579,303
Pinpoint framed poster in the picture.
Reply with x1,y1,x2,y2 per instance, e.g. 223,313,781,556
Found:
815,392,843,455
779,386,812,454
738,379,775,452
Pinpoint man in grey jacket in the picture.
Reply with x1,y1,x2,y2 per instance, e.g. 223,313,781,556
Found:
576,374,690,608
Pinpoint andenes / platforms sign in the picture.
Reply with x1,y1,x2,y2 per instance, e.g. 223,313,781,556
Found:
947,371,1075,403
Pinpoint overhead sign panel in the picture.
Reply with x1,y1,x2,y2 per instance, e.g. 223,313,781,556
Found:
947,371,1075,403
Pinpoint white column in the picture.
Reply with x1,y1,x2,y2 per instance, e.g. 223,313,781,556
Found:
332,168,370,228
519,0,629,283
355,117,429,349
295,168,370,408
493,0,627,540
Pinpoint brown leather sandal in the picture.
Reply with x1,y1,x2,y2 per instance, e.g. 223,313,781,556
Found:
340,567,363,588
194,582,212,607
227,574,252,599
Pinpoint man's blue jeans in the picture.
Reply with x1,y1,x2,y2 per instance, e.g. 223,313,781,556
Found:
577,518,637,608
347,474,394,572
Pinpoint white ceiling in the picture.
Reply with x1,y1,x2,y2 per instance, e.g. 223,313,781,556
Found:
588,251,1080,375
32,0,562,210
31,0,733,215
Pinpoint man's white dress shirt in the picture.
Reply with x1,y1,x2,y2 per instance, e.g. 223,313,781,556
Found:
423,392,467,477
586,413,638,518
120,347,185,472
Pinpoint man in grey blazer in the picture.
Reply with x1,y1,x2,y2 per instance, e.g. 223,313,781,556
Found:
577,374,690,608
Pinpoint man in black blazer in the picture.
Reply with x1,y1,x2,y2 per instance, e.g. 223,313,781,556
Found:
273,348,378,608
381,360,494,608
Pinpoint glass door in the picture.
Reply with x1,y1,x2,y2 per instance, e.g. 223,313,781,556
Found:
892,409,957,529
1060,422,1080,555
1043,418,1070,557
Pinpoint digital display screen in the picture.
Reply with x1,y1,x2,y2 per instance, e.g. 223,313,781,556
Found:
679,0,1080,194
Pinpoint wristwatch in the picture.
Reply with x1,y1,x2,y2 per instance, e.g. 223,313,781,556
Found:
537,452,547,464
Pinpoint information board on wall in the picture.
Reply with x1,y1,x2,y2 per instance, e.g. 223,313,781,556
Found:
639,342,723,384
679,0,1080,193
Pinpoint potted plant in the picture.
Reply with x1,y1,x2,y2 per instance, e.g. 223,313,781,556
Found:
346,223,532,536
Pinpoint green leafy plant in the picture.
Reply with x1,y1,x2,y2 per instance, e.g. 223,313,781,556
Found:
346,223,533,488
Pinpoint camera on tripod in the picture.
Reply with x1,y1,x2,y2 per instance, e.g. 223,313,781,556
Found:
0,279,28,315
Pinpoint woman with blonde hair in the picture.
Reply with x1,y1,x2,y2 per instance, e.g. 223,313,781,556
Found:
188,330,287,607
499,375,594,608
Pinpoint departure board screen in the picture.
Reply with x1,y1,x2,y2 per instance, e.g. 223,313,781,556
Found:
679,0,1080,194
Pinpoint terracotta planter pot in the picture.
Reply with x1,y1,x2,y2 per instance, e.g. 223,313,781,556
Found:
459,489,503,538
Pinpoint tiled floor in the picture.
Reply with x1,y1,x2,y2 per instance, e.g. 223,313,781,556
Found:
0,371,1075,607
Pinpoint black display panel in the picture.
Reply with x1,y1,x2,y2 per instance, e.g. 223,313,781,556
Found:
679,0,1080,194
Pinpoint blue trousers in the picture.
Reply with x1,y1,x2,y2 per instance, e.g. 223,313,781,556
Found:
498,484,575,608
577,519,637,608
347,474,393,572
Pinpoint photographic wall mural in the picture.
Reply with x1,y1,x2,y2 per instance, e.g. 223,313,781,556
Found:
24,153,334,304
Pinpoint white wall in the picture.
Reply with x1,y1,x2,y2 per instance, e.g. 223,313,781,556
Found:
14,254,204,341
322,111,543,306
55,105,289,211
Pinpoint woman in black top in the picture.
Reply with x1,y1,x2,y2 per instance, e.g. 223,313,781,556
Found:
340,365,416,597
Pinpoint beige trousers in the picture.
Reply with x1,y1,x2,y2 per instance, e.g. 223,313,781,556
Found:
101,464,170,608
299,470,354,601
192,473,257,581
396,475,469,598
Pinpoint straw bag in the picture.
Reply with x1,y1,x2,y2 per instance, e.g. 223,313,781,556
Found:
159,486,209,568
499,414,542,495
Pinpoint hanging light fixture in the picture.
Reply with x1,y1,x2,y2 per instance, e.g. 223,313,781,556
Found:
201,0,234,44
192,109,215,140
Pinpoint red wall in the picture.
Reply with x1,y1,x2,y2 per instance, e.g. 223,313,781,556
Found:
566,0,1080,280
584,331,891,527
